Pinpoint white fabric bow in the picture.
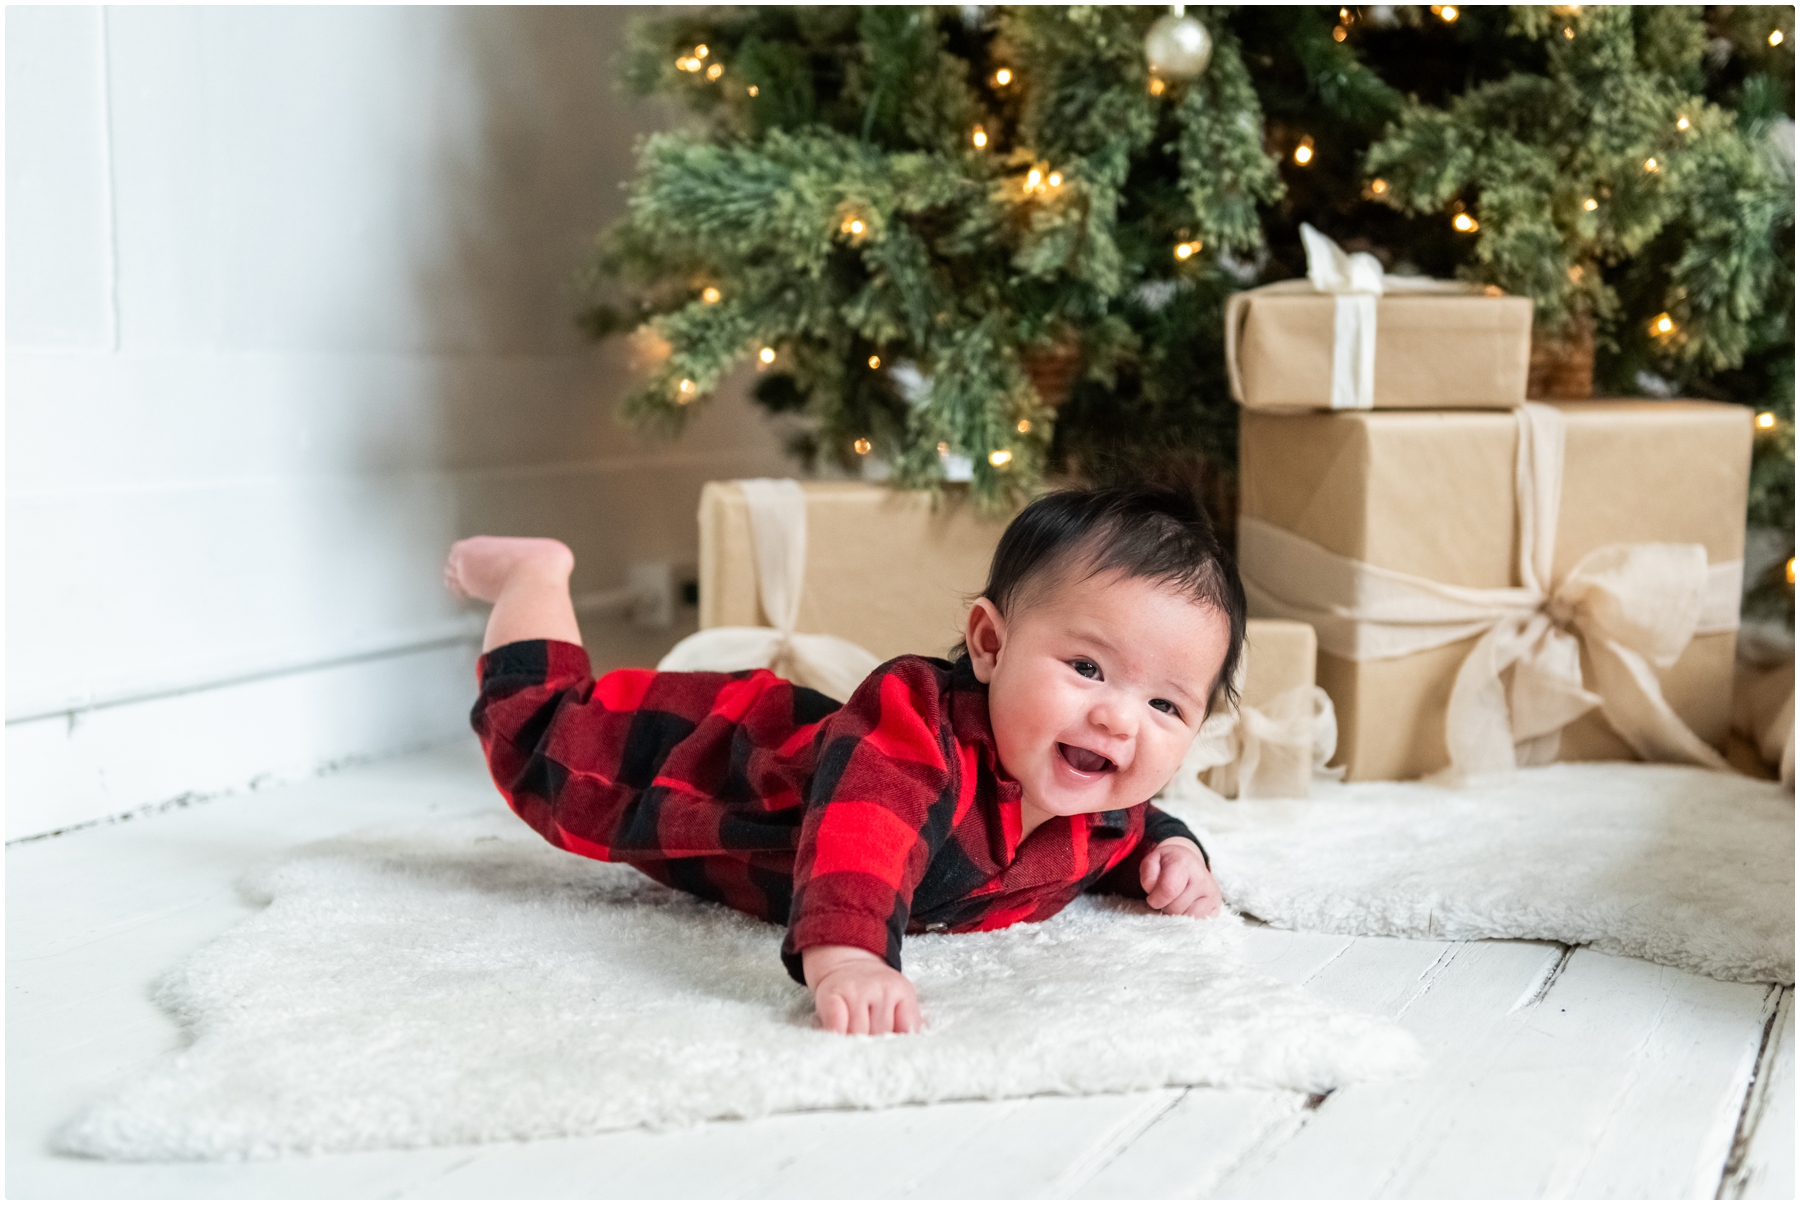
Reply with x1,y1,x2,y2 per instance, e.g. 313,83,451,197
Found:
1164,685,1341,801
657,479,882,702
1238,403,1744,781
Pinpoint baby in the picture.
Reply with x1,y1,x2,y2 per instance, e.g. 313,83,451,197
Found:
446,484,1241,1036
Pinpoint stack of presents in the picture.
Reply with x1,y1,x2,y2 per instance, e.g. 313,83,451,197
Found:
682,227,1791,797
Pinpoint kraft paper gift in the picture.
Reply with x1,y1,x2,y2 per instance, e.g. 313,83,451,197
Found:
682,479,1327,794
1238,401,1752,782
1225,224,1533,412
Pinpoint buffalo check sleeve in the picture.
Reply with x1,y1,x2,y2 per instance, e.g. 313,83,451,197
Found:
780,658,959,983
1087,802,1209,897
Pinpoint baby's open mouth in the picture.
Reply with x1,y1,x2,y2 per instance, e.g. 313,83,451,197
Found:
1058,743,1116,774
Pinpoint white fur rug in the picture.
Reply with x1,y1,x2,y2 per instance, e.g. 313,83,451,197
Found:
1160,763,1794,985
55,811,1421,1162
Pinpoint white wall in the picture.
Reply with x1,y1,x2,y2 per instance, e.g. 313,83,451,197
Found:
6,6,793,840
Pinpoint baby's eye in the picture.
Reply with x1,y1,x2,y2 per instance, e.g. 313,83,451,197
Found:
1150,698,1182,719
1070,658,1101,679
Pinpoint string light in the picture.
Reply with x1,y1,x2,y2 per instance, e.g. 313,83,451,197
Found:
1173,240,1201,260
1644,157,1659,173
1583,197,1598,211
701,286,721,304
1369,178,1388,196
1452,212,1478,232
971,125,988,149
840,215,866,237
706,63,724,81
1676,115,1690,130
1756,411,1778,429
1771,29,1785,46
988,449,1014,468
694,45,709,59
747,85,759,97
1340,7,1352,20
1788,557,1795,585
853,438,872,456
1432,5,1458,22
1563,26,1574,39
937,441,950,455
1048,171,1062,187
1333,25,1348,41
1016,419,1032,434
1293,136,1315,166
677,57,701,72
758,347,776,365
1651,312,1675,336
994,68,1013,86
1148,76,1167,96
677,379,696,400
867,355,881,369
1027,168,1042,190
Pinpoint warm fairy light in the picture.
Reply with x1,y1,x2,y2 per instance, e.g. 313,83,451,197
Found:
1433,5,1458,22
1644,157,1659,173
694,44,709,59
1027,168,1043,190
1652,312,1676,335
1677,115,1690,131
1333,25,1348,41
853,438,872,456
701,286,721,304
1016,419,1032,434
1771,29,1785,46
1293,136,1315,165
1174,240,1201,260
1584,197,1599,211
1563,26,1575,39
971,125,988,149
840,216,866,236
677,57,701,72
1756,411,1778,429
747,85,759,97
988,449,1013,468
1788,557,1795,584
994,68,1013,86
758,346,776,365
867,355,881,369
1370,177,1388,196
937,441,950,455
1148,76,1167,96
1047,171,1062,187
677,379,696,398
1452,212,1478,232
706,63,724,81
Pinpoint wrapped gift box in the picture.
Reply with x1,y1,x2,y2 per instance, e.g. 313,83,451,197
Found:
698,482,1320,792
1238,401,1752,781
1226,280,1533,411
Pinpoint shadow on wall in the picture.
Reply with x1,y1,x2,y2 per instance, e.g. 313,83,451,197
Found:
416,7,792,660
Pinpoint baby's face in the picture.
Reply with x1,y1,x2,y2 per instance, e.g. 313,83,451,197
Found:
966,568,1230,830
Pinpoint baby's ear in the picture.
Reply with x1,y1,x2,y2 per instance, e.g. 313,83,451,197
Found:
964,598,1005,683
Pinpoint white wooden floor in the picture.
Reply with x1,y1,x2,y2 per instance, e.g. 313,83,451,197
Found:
8,742,1793,1199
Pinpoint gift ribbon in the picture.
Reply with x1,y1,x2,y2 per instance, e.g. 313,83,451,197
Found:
1165,684,1341,801
657,479,882,702
1224,223,1480,410
1238,403,1744,780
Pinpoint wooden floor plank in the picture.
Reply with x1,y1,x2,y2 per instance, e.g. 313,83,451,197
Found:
1720,988,1796,1200
1068,1087,1305,1199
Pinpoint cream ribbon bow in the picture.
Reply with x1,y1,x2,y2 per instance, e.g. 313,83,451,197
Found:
657,479,882,702
1238,403,1743,781
1165,684,1341,800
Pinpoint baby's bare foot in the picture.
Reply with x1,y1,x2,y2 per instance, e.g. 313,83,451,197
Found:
444,537,575,604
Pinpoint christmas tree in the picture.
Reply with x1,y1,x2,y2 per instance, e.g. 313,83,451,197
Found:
581,4,1793,615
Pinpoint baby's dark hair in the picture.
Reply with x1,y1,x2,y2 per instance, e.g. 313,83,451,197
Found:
957,483,1248,714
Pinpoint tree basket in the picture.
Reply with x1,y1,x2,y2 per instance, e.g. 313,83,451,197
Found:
1527,315,1595,400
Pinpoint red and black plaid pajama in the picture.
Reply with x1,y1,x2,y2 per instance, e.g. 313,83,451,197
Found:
472,639,1204,983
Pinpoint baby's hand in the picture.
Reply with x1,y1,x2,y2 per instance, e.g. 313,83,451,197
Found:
801,945,920,1035
1141,837,1222,918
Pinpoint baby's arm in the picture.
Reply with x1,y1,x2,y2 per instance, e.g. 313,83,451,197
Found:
444,536,582,652
802,945,921,1035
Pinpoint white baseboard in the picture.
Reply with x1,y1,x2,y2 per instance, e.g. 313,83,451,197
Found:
6,640,481,842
